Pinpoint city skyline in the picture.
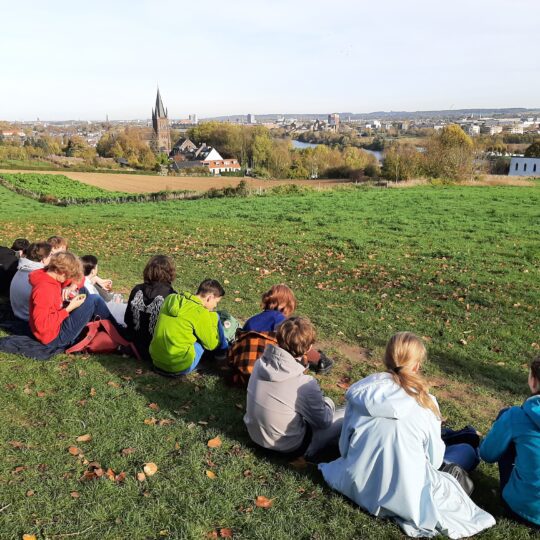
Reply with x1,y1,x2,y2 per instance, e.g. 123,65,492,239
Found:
1,0,539,121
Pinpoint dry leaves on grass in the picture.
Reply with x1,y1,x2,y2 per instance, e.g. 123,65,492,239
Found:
255,496,273,509
143,462,158,476
107,381,120,388
121,447,136,456
89,387,97,397
26,490,35,497
148,402,160,412
68,446,83,456
9,440,28,449
207,528,233,538
22,535,37,540
70,491,80,498
137,472,146,482
76,434,92,443
336,376,351,390
206,470,217,479
207,436,222,448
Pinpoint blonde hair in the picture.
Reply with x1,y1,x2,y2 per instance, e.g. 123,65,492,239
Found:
384,332,441,419
46,252,83,282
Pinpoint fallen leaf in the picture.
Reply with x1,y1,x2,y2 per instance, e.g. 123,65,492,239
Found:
76,399,87,407
115,471,126,483
70,491,80,498
68,446,82,456
121,447,136,456
198,421,209,426
174,442,181,451
94,467,104,478
137,472,146,482
148,402,160,412
89,387,97,397
22,535,37,540
336,382,350,390
206,470,217,479
23,387,33,395
9,440,27,449
459,339,467,346
158,419,174,426
143,462,158,476
234,297,242,303
76,434,92,443
107,381,120,388
135,368,144,375
144,418,157,425
207,436,222,448
219,528,233,538
36,391,46,398
105,468,116,481
243,469,252,477
26,490,35,497
255,495,273,508
13,465,27,474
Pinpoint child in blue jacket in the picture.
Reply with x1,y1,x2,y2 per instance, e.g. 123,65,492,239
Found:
480,358,540,528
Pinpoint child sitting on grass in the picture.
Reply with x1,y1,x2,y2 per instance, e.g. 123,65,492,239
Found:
10,242,52,321
228,284,333,386
150,279,227,376
480,358,540,529
244,316,343,459
124,255,176,361
29,252,117,348
319,332,495,538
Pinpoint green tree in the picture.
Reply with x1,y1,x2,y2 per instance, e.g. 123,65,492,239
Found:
381,143,422,182
524,141,540,158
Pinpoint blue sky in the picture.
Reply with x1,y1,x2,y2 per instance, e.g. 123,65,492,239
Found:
1,0,539,120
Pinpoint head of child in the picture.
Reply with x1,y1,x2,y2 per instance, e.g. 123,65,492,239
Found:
11,238,30,256
529,358,540,395
26,242,52,266
384,332,441,419
261,284,297,317
47,236,68,254
276,316,316,361
196,279,225,311
45,252,83,284
81,255,98,279
143,255,176,285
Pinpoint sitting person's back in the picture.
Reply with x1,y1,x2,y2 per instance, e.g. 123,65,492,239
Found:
10,242,52,321
150,279,225,375
124,255,176,360
0,238,30,296
244,317,342,459
319,332,495,538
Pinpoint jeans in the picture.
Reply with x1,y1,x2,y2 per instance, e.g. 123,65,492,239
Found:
444,443,480,472
48,288,115,348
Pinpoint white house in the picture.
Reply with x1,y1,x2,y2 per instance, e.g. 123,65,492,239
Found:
509,157,540,176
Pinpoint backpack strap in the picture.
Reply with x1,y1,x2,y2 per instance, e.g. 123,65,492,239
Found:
65,321,100,354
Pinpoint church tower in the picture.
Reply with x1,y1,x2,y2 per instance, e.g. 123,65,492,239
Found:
152,88,171,154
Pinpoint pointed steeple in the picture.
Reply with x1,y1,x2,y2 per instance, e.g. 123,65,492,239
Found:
155,88,167,118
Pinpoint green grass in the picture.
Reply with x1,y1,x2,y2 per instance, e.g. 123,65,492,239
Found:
1,183,540,539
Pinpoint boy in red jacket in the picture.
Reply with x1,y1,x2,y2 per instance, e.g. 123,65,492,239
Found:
29,252,116,347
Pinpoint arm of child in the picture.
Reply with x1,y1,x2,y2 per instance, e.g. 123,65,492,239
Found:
426,396,445,468
296,378,335,431
193,311,220,351
479,408,514,463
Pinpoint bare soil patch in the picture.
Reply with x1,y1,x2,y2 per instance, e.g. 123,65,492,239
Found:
0,169,350,194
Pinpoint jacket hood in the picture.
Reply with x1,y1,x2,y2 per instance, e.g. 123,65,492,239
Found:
28,268,56,287
161,292,201,318
142,281,174,300
523,395,540,429
17,258,44,273
345,372,419,419
255,344,306,382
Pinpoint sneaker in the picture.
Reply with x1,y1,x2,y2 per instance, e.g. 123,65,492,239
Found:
309,351,334,375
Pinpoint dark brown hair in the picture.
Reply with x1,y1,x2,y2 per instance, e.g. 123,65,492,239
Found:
80,255,98,277
143,255,176,285
46,252,83,281
47,236,68,251
261,284,297,316
26,242,52,263
531,357,540,394
11,238,30,251
384,332,441,419
276,316,316,358
196,279,225,298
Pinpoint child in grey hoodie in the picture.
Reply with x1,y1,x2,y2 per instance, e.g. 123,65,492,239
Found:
244,316,343,459
9,242,52,321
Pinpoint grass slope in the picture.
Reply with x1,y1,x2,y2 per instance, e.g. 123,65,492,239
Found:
1,184,539,539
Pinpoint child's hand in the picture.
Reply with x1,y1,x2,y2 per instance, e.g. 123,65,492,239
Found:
66,294,86,313
96,276,113,291
62,283,78,301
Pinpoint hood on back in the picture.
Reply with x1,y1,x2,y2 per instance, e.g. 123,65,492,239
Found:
18,257,44,273
142,281,174,301
161,292,199,318
255,344,306,382
523,395,540,429
29,268,55,287
345,372,418,419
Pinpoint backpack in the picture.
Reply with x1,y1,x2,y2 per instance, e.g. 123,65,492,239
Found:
66,319,141,360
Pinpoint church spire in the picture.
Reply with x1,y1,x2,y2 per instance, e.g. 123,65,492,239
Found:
155,87,167,118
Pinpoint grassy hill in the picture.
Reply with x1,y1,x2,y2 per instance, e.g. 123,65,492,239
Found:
1,183,539,539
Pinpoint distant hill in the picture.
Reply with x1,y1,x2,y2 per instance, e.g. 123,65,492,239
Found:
203,108,540,122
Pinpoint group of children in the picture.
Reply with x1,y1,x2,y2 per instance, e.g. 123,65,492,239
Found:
0,236,538,538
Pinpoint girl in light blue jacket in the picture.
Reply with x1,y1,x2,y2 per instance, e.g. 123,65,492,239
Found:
319,332,495,538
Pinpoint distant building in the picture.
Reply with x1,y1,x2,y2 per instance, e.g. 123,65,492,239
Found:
151,88,171,154
247,114,256,124
480,125,503,135
189,114,198,124
463,124,480,136
328,113,340,128
509,157,540,177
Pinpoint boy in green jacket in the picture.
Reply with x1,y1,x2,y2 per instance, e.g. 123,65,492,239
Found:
150,279,226,375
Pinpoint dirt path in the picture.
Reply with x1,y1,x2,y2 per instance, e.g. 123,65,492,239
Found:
0,169,351,194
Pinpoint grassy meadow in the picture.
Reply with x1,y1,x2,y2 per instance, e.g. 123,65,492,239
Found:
0,181,539,539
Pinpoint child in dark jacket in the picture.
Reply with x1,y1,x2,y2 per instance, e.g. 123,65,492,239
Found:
124,255,176,361
480,358,540,528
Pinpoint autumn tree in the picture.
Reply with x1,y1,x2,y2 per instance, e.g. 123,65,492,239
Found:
381,143,422,182
524,141,540,158
64,136,96,160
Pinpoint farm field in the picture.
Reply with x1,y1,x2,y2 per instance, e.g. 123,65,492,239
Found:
0,169,347,193
0,182,539,539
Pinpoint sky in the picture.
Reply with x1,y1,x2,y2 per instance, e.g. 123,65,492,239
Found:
1,0,539,120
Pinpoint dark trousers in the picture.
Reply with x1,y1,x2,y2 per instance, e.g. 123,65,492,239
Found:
48,288,115,348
